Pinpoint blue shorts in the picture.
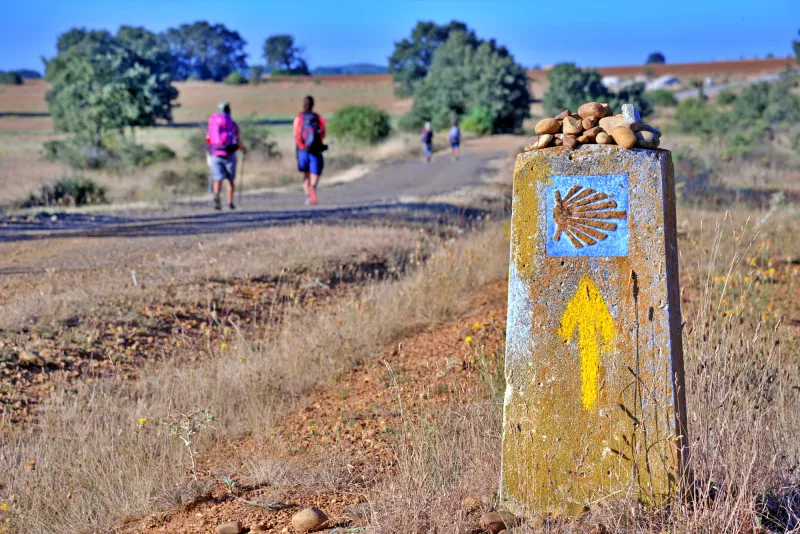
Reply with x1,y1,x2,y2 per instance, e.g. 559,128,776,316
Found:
210,154,236,181
450,142,460,149
297,150,324,176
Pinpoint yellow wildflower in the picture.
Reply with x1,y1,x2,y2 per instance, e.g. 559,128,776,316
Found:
768,267,776,276
138,417,147,425
472,322,482,330
0,503,7,510
465,336,473,344
220,343,228,350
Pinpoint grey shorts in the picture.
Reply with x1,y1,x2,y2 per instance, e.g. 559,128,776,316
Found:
209,153,237,181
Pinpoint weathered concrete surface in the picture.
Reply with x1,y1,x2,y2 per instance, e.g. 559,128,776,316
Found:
501,145,688,516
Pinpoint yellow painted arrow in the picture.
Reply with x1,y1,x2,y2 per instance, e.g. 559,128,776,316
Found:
558,277,616,411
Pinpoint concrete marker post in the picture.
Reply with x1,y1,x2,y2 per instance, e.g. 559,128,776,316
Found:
501,144,689,516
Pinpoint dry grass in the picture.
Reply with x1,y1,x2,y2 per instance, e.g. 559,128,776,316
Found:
0,223,508,534
0,224,424,331
365,208,800,533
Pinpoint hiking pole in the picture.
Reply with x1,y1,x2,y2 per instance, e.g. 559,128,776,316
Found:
238,151,246,207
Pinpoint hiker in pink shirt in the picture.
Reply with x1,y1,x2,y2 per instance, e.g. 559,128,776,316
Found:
206,102,247,210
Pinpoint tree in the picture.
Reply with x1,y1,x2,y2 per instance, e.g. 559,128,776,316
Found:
541,63,607,116
542,63,652,118
388,20,477,97
793,30,800,65
164,21,247,81
250,65,264,85
646,52,666,64
45,28,178,147
263,35,309,75
0,71,23,85
408,31,531,133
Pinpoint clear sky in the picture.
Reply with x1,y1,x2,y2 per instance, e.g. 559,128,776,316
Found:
1,0,798,73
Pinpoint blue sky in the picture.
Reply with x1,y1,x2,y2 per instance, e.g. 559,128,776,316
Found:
1,0,798,72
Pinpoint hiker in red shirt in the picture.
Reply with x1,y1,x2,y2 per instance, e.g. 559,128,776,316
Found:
206,102,247,210
293,95,327,206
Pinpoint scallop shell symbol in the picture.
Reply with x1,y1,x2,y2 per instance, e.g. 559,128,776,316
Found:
553,185,626,248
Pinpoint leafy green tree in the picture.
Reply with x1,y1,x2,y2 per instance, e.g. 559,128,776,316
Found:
409,31,531,133
542,63,652,118
541,63,607,116
263,35,309,75
164,21,247,81
794,29,800,65
0,71,23,85
646,52,666,64
45,28,178,148
388,20,476,97
116,26,173,68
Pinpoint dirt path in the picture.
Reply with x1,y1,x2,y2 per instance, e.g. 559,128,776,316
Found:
0,137,518,243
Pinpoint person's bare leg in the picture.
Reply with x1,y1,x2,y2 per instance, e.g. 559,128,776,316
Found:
308,173,319,205
212,179,222,209
309,173,319,190
226,179,235,208
302,172,311,197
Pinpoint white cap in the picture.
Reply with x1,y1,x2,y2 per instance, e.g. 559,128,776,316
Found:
424,122,431,129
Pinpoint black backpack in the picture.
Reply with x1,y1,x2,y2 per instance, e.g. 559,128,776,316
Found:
296,111,327,154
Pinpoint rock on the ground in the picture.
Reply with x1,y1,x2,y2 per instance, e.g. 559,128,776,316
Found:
479,511,518,534
583,126,602,138
535,118,560,135
554,109,571,120
622,103,641,124
250,523,268,532
215,521,242,534
610,125,637,148
292,507,328,533
562,116,583,135
18,350,46,367
463,496,482,512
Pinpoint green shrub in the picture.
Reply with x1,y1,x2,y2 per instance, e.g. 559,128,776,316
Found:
44,137,176,169
396,112,420,133
647,89,677,108
20,177,107,208
673,98,722,136
717,89,737,105
460,107,493,135
0,71,23,85
157,167,208,195
222,71,247,85
328,105,392,144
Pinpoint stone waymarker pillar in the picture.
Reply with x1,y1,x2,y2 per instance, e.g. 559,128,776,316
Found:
501,145,688,516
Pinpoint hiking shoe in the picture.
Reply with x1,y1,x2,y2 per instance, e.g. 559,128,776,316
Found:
309,188,317,206
228,203,235,210
213,194,222,210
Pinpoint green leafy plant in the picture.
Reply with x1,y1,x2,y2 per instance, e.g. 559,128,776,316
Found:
460,107,493,135
407,31,531,133
0,71,23,85
19,177,107,208
222,71,247,85
647,89,677,108
328,104,392,144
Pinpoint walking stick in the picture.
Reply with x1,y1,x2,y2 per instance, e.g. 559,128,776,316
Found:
238,151,246,207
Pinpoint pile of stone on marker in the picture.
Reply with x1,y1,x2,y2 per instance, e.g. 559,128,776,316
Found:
524,102,661,151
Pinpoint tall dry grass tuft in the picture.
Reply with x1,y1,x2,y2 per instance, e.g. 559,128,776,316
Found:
0,224,508,534
367,210,800,533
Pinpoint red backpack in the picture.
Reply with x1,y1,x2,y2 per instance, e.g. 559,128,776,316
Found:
207,113,238,155
295,111,326,153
